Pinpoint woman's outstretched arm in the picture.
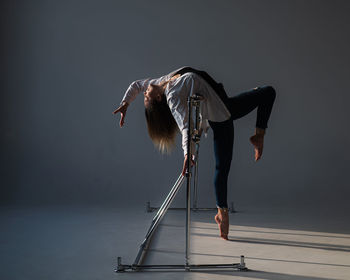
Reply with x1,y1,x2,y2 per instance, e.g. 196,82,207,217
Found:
120,78,152,105
114,68,184,126
113,78,152,127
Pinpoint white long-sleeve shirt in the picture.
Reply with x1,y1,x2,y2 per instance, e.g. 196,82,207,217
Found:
120,66,231,156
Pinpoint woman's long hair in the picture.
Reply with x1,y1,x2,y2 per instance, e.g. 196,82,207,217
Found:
145,78,180,154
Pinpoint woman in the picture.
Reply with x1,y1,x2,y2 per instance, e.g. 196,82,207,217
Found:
113,66,276,240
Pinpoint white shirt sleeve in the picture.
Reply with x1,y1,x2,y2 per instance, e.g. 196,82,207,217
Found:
119,67,189,105
167,75,197,157
120,78,152,105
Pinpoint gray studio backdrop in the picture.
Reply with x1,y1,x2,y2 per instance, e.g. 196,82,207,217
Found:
2,0,350,212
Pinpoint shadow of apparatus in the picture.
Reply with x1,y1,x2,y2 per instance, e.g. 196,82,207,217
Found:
192,232,350,253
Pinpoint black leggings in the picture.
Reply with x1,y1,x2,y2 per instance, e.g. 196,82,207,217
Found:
208,86,276,208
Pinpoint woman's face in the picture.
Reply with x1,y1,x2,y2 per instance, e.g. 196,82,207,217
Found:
144,85,161,108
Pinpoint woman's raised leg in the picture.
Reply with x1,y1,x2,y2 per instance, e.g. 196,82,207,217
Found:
226,85,276,127
225,85,276,160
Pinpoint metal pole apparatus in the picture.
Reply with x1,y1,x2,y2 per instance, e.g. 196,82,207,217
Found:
192,95,202,210
115,93,247,273
184,93,196,268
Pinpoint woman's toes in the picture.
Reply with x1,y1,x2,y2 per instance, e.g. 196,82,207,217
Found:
250,135,264,161
215,212,229,240
221,233,228,240
215,214,226,238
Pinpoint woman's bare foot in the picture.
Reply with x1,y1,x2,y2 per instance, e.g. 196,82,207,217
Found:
249,130,265,161
214,208,229,240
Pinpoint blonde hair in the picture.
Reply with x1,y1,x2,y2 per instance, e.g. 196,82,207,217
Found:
144,74,181,154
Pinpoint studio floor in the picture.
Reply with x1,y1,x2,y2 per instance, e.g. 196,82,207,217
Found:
1,203,349,280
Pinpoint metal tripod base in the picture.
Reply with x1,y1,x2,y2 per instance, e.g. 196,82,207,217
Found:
116,256,247,272
146,201,237,213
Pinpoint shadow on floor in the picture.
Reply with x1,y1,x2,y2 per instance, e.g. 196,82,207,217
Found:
200,269,334,280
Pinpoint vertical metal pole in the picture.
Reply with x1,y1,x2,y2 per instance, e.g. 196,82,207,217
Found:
192,99,199,209
193,97,201,209
185,96,193,269
193,143,199,209
185,170,191,269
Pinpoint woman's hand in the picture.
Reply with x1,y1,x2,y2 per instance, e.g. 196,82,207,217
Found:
182,154,196,176
113,101,129,127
